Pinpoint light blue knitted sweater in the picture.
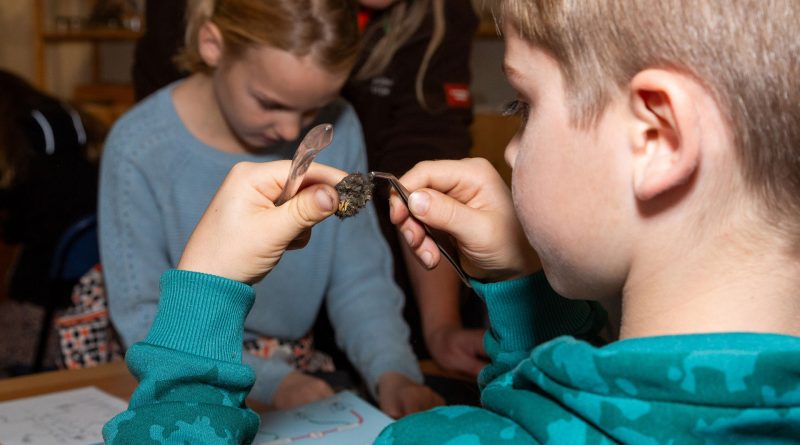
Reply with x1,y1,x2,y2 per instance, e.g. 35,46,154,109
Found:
98,83,422,403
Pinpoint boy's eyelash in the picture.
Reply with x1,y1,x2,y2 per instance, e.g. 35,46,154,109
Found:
502,99,530,121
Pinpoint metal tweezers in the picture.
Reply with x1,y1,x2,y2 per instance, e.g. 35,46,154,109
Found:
370,171,472,288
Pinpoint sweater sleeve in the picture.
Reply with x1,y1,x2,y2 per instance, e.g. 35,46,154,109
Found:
474,272,607,389
324,115,423,395
102,270,260,444
99,128,169,348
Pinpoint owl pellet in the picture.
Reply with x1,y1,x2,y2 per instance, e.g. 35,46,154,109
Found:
334,172,374,219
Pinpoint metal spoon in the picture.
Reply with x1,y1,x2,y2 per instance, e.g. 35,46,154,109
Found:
371,171,473,288
275,123,334,206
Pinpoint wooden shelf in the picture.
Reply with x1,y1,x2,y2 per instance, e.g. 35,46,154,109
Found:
42,28,143,42
33,0,144,93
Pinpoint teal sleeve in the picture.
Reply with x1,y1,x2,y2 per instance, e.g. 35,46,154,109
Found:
102,270,261,444
473,272,607,389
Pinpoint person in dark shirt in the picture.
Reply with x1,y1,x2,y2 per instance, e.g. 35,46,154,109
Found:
343,0,486,378
132,0,187,101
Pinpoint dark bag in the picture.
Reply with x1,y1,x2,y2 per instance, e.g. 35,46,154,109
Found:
2,99,98,307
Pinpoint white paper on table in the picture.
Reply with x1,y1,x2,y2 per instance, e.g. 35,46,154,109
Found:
0,386,127,445
252,391,393,445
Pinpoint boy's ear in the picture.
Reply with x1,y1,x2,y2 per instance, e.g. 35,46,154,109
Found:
198,21,224,68
629,69,701,201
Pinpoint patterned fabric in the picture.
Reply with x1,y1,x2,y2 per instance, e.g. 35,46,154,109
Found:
55,265,123,369
57,266,334,374
243,335,335,374
375,275,800,444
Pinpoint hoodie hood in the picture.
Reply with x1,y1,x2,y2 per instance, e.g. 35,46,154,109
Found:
482,333,800,444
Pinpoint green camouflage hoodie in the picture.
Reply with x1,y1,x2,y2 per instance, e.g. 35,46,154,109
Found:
103,271,800,444
376,273,800,444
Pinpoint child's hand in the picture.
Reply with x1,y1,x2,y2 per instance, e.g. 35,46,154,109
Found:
178,160,345,284
273,371,335,410
426,326,488,378
389,158,540,282
377,372,444,418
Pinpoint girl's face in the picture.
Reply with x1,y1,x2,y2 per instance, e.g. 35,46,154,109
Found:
212,44,348,150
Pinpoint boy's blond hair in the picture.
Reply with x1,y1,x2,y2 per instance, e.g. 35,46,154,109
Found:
177,0,360,75
498,0,800,235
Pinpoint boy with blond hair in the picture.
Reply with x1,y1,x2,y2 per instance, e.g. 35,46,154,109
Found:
376,0,800,442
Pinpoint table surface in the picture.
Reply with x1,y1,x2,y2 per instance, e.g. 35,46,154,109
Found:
0,359,465,405
0,361,135,402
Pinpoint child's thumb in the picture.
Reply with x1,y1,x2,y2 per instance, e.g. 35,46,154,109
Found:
407,188,479,244
276,184,338,239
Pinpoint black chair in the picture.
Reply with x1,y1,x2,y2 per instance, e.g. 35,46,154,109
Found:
0,72,101,374
31,214,99,371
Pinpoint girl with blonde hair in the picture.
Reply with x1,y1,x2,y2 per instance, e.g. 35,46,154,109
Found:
100,0,441,418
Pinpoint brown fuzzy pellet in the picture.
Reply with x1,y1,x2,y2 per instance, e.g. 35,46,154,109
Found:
334,172,374,219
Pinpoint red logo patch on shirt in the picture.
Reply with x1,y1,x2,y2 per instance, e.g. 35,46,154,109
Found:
444,83,471,108
357,10,372,33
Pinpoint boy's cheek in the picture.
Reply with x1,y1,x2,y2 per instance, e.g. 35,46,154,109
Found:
510,176,538,240
504,136,521,169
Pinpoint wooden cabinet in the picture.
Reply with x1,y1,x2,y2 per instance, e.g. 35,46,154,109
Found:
31,0,143,122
